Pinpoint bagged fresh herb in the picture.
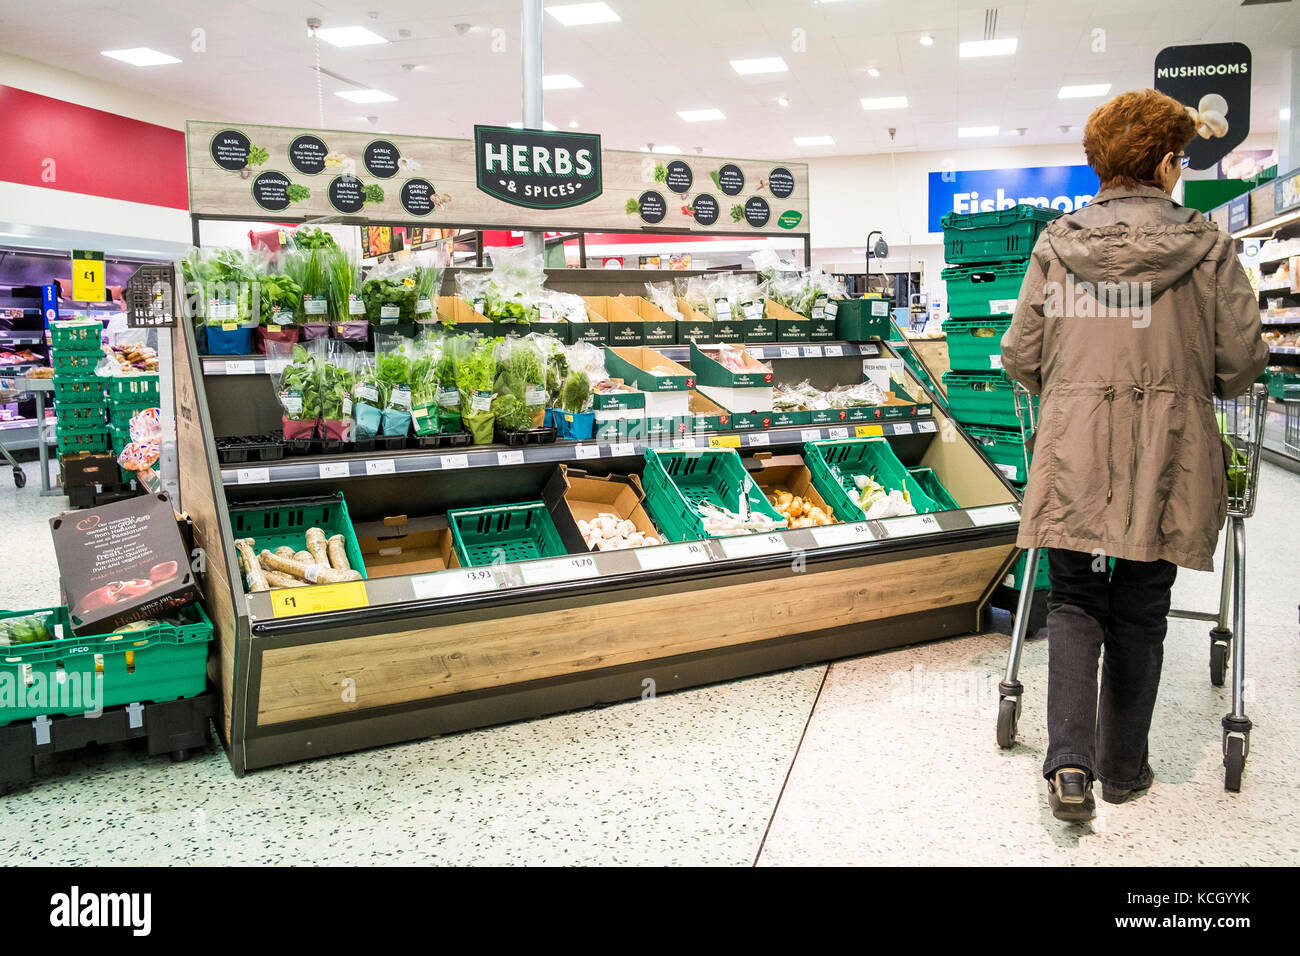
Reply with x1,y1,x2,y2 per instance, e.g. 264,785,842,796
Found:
283,247,331,340
268,340,323,440
326,245,368,341
456,336,498,444
375,333,418,437
351,352,386,440
412,250,446,331
493,336,548,430
320,342,358,442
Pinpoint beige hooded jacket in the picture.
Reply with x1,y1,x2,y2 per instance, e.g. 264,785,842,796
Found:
1001,185,1268,571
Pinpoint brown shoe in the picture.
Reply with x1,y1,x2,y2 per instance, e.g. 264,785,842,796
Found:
1047,768,1095,822
1101,765,1154,804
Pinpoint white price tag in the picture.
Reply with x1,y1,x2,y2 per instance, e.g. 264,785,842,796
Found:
236,467,269,485
318,462,349,480
224,360,255,376
575,444,601,460
496,450,524,466
801,429,822,443
802,346,822,358
779,346,800,359
823,345,844,357
635,541,711,571
989,354,1004,369
520,555,600,586
996,463,1019,479
988,298,1017,315
610,442,636,457
893,422,914,434
411,567,498,600
859,344,880,357
671,436,699,449
264,358,289,374
365,458,396,476
827,426,849,439
967,504,1021,527
917,420,938,433
439,454,469,470
746,433,770,446
720,533,790,559
880,513,942,538
810,522,875,547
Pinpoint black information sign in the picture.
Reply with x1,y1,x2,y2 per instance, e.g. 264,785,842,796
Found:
327,175,366,214
250,171,292,211
639,191,667,224
744,196,771,228
474,124,603,210
401,178,436,216
691,193,720,226
1154,42,1251,171
665,160,693,194
364,139,401,179
289,134,328,175
768,166,795,199
715,163,745,196
210,129,251,171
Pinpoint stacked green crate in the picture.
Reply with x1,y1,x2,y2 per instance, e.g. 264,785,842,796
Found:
49,319,109,457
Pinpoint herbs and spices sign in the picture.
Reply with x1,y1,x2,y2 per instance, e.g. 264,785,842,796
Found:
186,120,809,235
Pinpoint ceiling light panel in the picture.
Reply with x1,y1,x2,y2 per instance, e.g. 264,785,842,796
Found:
678,108,726,122
335,89,397,103
542,74,583,90
100,48,180,66
959,38,1017,57
316,26,388,47
1058,83,1111,98
545,2,621,26
860,96,908,110
730,57,789,75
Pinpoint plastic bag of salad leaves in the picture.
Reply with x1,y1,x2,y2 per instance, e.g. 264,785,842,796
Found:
183,249,260,357
409,334,442,437
320,341,358,442
434,334,472,433
492,335,548,431
411,249,447,333
375,333,420,437
267,339,323,440
255,251,303,352
282,247,331,341
351,351,386,440
479,246,546,325
326,245,369,342
361,257,418,332
456,335,498,444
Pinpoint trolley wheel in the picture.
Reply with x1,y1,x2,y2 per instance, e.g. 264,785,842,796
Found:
1224,735,1246,792
1209,638,1229,687
12,468,25,489
169,749,190,763
996,696,1020,749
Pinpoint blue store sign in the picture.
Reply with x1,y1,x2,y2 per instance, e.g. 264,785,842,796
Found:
928,164,1100,233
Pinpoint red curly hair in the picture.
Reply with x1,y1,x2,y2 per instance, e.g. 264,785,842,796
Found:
1082,89,1197,190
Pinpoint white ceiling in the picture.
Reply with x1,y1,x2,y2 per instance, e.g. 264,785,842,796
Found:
1,0,1297,158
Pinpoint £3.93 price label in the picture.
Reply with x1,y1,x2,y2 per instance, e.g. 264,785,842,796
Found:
520,555,600,587
270,581,369,617
411,567,498,600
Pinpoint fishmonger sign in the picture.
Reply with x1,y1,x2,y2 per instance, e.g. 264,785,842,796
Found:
474,125,602,209
928,165,1100,233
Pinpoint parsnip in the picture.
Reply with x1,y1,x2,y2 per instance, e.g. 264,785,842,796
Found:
305,527,329,565
234,538,270,592
258,549,361,583
326,534,351,571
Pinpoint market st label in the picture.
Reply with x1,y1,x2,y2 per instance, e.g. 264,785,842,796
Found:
474,125,603,210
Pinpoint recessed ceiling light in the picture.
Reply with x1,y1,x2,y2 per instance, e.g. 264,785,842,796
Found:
100,47,180,67
652,145,682,154
777,95,790,107
545,2,621,26
867,67,880,78
960,38,1017,58
958,125,999,137
1058,83,1111,99
730,56,789,75
315,26,388,47
860,96,908,110
678,108,726,122
919,35,935,46
1281,107,1292,121
569,120,580,128
794,135,835,147
509,120,559,131
335,89,397,103
543,73,583,90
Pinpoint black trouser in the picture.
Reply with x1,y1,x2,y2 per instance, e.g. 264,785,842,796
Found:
1042,548,1178,790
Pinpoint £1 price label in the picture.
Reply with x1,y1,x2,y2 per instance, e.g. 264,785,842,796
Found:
236,467,269,484
439,454,469,470
318,461,349,480
496,450,524,466
967,504,1020,527
575,444,601,460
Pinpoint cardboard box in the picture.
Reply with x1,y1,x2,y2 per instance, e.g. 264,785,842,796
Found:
353,514,460,578
591,379,645,411
614,295,677,348
437,296,495,337
809,407,850,425
604,346,695,392
643,390,691,419
689,343,774,388
585,296,644,348
767,299,811,343
768,409,812,427
674,299,714,344
570,307,610,345
543,465,664,554
750,452,836,520
50,492,200,636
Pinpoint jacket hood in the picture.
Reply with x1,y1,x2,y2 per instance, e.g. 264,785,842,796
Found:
1044,186,1221,297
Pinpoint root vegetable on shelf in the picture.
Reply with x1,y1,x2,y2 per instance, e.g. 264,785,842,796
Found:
327,534,351,571
274,546,295,559
234,538,270,592
305,527,329,565
264,570,308,589
294,551,313,564
258,549,361,584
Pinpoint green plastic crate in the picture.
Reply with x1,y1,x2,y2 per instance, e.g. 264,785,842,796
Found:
48,319,104,351
1007,549,1050,592
943,318,1011,372
804,438,939,522
941,262,1028,319
53,402,108,430
56,426,109,456
1268,368,1300,400
108,402,157,431
447,501,566,567
942,371,1022,428
0,604,213,726
106,374,160,405
50,350,103,379
641,448,785,543
965,424,1029,483
228,494,369,579
52,377,106,403
941,205,1061,264
907,467,959,511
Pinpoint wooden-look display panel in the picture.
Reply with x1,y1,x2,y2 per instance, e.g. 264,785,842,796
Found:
255,543,1011,726
186,120,809,234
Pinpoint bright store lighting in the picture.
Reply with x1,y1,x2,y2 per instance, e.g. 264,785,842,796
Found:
960,38,1017,58
860,96,908,110
867,67,880,78
100,48,180,66
958,125,999,137
678,108,726,122
543,74,583,90
314,26,388,47
794,135,835,146
569,120,581,128
730,57,789,75
919,35,935,46
1058,83,1111,99
335,89,397,103
545,2,621,26
509,121,560,131
777,96,790,107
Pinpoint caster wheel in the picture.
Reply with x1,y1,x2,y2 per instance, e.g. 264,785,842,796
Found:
1224,735,1245,792
12,468,25,489
169,749,190,763
1210,640,1229,687
996,696,1020,749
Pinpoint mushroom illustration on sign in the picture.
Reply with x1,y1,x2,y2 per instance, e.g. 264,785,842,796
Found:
1187,93,1230,140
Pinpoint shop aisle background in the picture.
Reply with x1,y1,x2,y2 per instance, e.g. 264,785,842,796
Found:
2,458,1297,866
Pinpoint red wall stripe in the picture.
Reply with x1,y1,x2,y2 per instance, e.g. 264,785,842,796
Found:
0,85,188,210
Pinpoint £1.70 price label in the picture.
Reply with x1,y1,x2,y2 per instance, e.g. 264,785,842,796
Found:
520,555,600,586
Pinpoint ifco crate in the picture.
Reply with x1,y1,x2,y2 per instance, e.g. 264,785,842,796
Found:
940,205,1061,264
941,263,1028,319
227,493,368,578
804,437,939,522
641,447,784,543
943,318,1012,372
941,371,1021,429
447,501,566,567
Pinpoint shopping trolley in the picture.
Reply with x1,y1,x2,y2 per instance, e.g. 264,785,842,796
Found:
994,383,1268,792
0,380,27,488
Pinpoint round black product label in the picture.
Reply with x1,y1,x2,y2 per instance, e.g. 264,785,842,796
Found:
639,190,667,224
716,163,745,196
210,129,250,171
250,171,292,211
289,134,328,174
665,161,693,194
744,196,771,227
328,175,366,213
691,193,720,226
401,178,436,216
768,166,795,199
364,140,401,178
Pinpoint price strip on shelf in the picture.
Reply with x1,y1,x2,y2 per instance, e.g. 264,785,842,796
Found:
779,346,801,359
671,436,700,449
746,433,770,447
496,450,524,466
860,344,880,357
810,522,875,548
879,513,942,538
634,541,711,572
223,360,255,376
365,458,396,476
708,435,741,448
574,444,601,460
270,581,369,618
823,345,844,357
439,454,469,470
235,467,269,485
967,504,1021,527
520,555,600,587
917,420,937,434
318,462,350,480
263,358,289,374
893,422,914,434
802,346,822,358
827,426,849,439
800,429,823,443
719,533,790,560
610,442,636,458
855,425,884,438
411,567,499,600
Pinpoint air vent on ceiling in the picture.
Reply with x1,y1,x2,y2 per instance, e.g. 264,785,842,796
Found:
1240,0,1291,6
984,8,999,40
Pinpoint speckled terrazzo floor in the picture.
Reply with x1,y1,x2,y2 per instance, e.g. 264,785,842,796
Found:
2,457,1297,865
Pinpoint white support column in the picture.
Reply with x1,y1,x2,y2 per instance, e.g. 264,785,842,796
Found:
521,0,545,261
1279,48,1299,174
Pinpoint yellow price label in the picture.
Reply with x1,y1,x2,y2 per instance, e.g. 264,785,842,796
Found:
266,324,281,333
221,321,238,332
270,581,369,617
71,249,105,303
855,425,884,438
708,434,741,448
